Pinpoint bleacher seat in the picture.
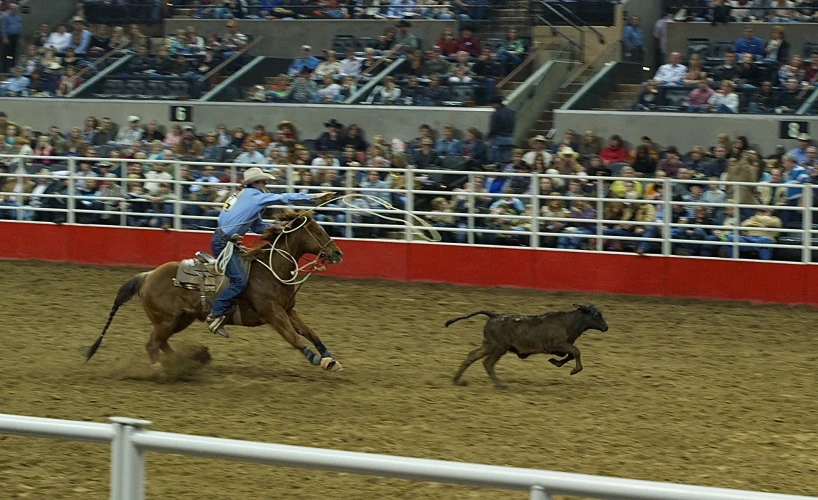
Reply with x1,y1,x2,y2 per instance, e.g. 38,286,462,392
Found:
708,40,733,61
485,38,504,54
686,38,710,60
356,37,379,53
333,35,357,55
447,82,476,104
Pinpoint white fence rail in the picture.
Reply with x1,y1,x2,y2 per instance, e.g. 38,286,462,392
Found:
1,413,816,500
0,154,816,263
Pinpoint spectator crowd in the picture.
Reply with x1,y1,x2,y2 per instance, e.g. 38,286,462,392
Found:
634,24,818,114
0,106,815,262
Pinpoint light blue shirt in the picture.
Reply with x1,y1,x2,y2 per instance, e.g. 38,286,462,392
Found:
217,188,312,237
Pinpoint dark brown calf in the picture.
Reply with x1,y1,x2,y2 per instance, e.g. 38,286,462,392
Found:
446,304,609,389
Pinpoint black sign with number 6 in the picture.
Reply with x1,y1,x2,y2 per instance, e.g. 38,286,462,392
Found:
779,120,808,140
170,106,193,123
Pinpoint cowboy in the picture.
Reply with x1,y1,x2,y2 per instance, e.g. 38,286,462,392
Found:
206,167,334,337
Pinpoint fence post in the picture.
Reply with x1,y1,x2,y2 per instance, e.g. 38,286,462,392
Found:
803,185,812,264
67,157,76,224
530,485,551,500
530,172,540,249
662,178,671,256
596,176,604,251
173,161,182,230
467,172,475,245
405,168,414,242
109,417,151,500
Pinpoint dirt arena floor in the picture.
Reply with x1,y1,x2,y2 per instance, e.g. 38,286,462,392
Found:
1,260,818,500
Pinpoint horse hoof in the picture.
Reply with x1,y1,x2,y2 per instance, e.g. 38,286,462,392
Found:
151,362,162,371
320,357,343,372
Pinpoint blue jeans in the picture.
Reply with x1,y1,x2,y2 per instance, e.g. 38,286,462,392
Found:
715,103,737,114
557,228,592,249
733,235,774,260
210,232,248,317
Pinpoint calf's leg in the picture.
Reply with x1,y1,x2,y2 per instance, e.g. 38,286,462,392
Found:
453,345,487,385
548,353,574,367
552,344,583,375
483,347,508,389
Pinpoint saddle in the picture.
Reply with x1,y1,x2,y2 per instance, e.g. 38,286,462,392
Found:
173,251,252,312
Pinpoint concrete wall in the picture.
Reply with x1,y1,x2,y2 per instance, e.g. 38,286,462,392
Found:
164,19,456,59
20,0,76,41
554,109,815,154
0,98,492,142
668,22,817,60
531,3,624,63
620,0,665,69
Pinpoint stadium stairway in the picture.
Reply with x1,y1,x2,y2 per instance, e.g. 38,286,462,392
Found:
591,83,641,111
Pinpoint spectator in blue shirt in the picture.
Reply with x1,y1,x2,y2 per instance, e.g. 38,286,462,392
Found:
434,124,463,156
622,16,645,64
287,45,320,76
788,133,811,166
70,17,93,57
1,3,23,72
733,27,764,60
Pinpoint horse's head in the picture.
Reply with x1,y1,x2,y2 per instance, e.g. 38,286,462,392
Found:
294,214,344,265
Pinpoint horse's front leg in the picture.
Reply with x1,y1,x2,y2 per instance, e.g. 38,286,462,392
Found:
288,309,343,372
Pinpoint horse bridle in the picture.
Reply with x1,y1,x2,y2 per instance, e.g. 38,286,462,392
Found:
284,215,335,271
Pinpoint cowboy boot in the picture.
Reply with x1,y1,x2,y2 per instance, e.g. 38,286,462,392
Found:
205,313,229,338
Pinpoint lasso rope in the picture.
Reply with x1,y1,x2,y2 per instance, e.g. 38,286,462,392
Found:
304,193,442,243
213,193,443,287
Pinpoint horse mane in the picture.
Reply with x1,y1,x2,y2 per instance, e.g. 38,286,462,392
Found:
242,210,312,259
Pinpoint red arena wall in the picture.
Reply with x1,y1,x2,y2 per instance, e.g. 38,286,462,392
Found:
1,221,816,306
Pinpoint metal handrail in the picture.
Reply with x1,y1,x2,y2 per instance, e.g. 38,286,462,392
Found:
560,38,621,90
496,43,551,91
199,36,264,82
547,0,606,44
535,15,582,52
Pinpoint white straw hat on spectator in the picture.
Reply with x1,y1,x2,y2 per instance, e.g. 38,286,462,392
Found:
243,167,275,185
46,62,61,71
301,45,312,51
528,135,547,147
557,146,579,158
545,168,564,188
797,133,810,141
128,115,140,123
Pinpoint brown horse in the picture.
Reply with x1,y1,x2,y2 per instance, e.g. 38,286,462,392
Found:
85,211,345,372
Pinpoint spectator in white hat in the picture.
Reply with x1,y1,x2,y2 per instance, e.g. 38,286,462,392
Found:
115,116,143,147
522,135,552,170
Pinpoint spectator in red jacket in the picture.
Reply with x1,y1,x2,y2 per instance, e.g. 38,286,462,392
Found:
457,25,481,57
598,135,627,164
435,27,459,56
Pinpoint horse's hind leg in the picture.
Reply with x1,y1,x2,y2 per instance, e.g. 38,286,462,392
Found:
147,315,194,367
288,309,334,359
147,321,175,367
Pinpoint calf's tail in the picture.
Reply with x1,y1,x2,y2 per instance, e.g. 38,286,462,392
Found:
444,310,497,327
85,272,147,362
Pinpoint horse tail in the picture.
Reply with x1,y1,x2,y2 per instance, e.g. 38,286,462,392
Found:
85,272,147,362
444,310,497,328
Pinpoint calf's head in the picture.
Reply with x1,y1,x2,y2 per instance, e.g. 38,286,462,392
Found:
574,304,609,332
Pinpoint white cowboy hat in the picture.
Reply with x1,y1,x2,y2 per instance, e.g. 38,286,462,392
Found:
557,146,579,158
242,167,275,185
529,134,547,146
797,132,811,141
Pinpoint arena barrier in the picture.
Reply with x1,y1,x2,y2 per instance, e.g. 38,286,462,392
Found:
2,155,818,305
1,413,816,500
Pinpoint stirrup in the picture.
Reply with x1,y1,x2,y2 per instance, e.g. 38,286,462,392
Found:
206,314,230,338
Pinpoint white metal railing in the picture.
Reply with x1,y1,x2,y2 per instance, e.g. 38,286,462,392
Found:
0,154,815,263
1,413,816,500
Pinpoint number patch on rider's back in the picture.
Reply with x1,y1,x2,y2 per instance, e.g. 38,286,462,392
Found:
223,193,238,211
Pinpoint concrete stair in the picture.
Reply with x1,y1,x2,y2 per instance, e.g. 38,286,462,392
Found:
590,83,641,111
